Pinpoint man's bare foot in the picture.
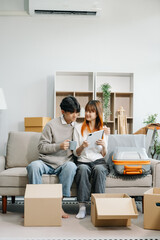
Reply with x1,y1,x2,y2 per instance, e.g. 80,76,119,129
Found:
62,208,69,218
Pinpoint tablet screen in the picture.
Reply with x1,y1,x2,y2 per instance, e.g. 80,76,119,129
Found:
87,130,104,149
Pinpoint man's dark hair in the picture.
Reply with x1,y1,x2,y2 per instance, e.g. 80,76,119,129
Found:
60,95,80,113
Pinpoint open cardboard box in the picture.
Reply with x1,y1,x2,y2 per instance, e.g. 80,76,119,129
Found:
24,184,62,227
144,188,160,230
91,193,138,227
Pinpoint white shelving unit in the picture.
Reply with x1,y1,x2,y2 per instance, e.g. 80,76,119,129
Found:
54,71,134,133
95,72,134,133
54,72,94,122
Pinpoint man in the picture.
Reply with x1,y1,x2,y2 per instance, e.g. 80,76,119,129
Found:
26,96,81,218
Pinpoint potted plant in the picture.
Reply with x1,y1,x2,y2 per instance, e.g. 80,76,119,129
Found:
150,132,160,159
143,113,160,159
143,113,158,125
101,83,111,122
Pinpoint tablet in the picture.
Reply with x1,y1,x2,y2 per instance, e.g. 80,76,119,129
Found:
87,130,104,149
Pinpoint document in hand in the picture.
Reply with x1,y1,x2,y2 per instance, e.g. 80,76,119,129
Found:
87,130,104,149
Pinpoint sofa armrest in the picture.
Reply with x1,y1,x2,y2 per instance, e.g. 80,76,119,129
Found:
150,158,160,187
0,156,5,173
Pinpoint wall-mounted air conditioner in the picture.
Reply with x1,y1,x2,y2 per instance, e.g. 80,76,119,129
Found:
28,0,102,16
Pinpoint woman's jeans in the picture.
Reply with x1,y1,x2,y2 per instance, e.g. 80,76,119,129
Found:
75,159,108,202
26,160,77,197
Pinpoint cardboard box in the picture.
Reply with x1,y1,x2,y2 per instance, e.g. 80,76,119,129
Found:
144,188,160,230
24,184,62,227
24,117,51,132
91,193,138,227
25,126,44,132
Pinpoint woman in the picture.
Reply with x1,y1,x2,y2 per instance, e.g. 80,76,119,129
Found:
73,100,109,219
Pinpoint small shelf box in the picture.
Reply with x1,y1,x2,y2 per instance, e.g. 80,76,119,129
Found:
24,117,51,132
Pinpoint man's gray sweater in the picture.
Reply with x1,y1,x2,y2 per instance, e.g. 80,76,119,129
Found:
38,117,74,169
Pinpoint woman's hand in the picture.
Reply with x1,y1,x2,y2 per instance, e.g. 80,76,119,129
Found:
96,139,106,147
96,139,106,157
76,140,89,156
82,140,89,148
103,126,110,135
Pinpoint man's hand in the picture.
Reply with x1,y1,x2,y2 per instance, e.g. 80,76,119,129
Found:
103,126,110,135
60,139,70,150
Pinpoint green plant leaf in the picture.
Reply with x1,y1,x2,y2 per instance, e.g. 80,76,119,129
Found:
101,83,111,122
143,113,158,125
156,144,160,155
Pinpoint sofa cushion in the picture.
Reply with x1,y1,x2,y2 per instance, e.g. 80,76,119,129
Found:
6,131,41,168
0,167,152,188
0,167,59,187
0,168,28,187
106,174,152,187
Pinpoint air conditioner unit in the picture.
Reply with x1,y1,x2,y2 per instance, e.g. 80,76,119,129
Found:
28,0,102,16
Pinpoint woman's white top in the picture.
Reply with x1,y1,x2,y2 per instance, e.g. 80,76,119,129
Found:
73,123,108,163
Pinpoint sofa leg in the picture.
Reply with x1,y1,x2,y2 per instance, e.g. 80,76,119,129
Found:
2,196,7,214
11,196,15,204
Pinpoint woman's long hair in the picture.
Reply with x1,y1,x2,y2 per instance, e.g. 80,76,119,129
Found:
81,100,103,136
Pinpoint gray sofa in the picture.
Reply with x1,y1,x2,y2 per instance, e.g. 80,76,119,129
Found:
0,131,160,213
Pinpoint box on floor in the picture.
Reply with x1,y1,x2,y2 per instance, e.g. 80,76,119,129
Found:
91,193,138,227
24,184,62,227
144,187,160,230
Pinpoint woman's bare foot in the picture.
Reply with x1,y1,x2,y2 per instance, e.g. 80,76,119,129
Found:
62,208,69,218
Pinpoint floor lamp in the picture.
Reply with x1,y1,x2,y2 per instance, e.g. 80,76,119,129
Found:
0,88,7,110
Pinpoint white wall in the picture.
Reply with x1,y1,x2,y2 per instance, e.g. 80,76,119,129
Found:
0,0,160,155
